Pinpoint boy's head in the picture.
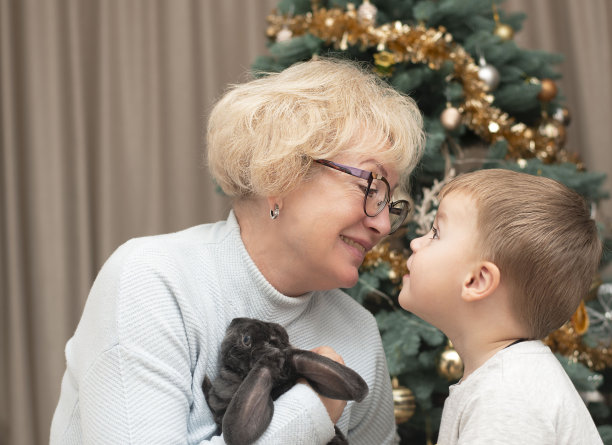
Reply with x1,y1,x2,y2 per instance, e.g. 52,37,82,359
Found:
433,168,601,339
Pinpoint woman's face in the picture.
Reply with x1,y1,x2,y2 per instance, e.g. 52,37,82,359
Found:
276,150,399,295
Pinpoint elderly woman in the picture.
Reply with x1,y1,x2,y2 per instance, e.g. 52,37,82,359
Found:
51,58,424,444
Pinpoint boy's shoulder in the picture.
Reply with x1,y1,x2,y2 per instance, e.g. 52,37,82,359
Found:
459,340,582,409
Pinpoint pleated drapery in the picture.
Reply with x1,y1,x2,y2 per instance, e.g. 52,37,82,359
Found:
1,1,610,444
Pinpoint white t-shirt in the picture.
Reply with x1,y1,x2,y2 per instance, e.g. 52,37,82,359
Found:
437,340,602,445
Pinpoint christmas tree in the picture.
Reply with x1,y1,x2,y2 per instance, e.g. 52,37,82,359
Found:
253,0,612,443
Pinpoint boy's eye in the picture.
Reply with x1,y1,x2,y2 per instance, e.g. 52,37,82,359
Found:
431,226,439,240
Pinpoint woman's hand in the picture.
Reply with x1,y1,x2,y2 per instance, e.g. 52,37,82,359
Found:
300,345,348,424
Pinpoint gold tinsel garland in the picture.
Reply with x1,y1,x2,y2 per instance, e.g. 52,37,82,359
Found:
544,322,612,372
266,2,570,163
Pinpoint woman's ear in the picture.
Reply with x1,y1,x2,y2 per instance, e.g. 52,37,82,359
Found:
266,196,283,210
461,261,500,302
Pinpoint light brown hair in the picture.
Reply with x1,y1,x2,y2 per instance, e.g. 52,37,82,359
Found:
206,57,425,199
439,168,602,339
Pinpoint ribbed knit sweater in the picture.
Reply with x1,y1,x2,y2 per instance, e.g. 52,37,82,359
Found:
50,211,399,444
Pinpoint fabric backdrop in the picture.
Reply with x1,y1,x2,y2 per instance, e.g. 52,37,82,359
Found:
1,1,610,444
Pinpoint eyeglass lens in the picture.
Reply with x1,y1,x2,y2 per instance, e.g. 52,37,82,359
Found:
365,178,408,233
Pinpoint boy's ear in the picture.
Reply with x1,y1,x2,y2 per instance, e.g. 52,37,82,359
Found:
461,261,500,302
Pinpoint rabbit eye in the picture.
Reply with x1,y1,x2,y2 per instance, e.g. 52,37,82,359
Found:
242,335,252,347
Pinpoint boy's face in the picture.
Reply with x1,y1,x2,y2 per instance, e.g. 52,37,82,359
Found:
399,191,481,330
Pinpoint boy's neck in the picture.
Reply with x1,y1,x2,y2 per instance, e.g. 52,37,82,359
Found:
449,334,529,381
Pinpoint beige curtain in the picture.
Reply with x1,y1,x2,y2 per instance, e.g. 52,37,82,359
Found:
0,1,610,444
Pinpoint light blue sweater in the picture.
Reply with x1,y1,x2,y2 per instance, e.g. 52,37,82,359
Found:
50,211,399,444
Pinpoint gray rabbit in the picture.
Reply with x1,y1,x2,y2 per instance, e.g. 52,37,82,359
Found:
203,317,369,445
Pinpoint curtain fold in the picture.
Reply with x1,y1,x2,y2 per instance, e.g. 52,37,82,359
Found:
0,1,610,444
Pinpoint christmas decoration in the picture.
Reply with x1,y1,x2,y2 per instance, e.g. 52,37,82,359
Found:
492,2,514,41
373,50,397,77
478,56,501,91
553,106,571,126
437,341,464,381
276,26,293,42
494,22,514,41
357,0,377,23
255,1,612,442
587,283,612,341
440,105,463,131
263,3,571,163
537,78,558,102
392,377,416,424
362,242,409,284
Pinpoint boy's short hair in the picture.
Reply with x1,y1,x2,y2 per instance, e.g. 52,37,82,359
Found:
206,57,424,199
439,168,602,339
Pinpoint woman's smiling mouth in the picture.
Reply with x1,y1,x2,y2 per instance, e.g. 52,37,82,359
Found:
340,235,366,254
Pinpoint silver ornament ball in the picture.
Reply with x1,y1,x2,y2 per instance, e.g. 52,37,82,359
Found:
478,64,500,91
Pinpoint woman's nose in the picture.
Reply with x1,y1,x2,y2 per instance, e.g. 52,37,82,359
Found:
365,205,392,235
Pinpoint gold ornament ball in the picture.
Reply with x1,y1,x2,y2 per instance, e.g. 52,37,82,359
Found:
440,107,462,131
538,79,558,102
494,23,514,40
392,378,416,424
438,348,464,381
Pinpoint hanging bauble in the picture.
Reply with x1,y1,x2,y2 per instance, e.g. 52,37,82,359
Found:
392,377,416,424
553,106,571,126
373,50,396,77
357,0,377,23
437,342,464,381
537,78,558,102
276,26,293,42
478,57,500,91
440,106,462,131
494,23,514,41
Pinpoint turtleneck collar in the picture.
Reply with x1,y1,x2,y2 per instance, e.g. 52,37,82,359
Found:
226,210,315,326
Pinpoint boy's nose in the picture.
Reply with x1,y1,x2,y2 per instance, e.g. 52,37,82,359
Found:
409,235,425,251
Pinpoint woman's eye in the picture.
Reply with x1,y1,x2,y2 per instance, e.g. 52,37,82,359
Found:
242,335,252,347
358,184,371,196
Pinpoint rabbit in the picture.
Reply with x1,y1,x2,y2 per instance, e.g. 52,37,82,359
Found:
203,317,369,445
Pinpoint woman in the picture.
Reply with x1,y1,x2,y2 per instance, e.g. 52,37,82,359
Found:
51,58,424,444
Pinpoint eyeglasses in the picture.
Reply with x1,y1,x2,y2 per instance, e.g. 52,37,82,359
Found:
314,159,410,234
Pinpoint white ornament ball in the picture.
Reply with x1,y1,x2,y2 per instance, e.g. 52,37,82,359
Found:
440,107,462,131
478,64,500,91
358,0,378,23
276,27,293,43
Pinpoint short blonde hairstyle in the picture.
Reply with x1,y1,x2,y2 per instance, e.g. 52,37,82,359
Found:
439,169,602,339
206,58,425,198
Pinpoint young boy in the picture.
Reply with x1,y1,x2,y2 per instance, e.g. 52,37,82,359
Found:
399,168,603,444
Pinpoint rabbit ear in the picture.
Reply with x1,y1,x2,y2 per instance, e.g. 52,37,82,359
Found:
291,350,369,402
222,365,275,445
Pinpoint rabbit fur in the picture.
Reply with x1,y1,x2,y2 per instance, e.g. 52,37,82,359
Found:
203,317,369,445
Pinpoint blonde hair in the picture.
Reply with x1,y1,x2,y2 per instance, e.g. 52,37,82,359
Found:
206,58,425,198
439,169,602,339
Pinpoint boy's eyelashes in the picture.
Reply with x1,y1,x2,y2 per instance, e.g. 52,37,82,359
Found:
430,226,439,239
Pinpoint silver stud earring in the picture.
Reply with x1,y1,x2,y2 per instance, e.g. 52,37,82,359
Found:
270,204,280,220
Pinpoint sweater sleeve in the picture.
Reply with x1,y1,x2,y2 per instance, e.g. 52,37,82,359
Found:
72,247,223,444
